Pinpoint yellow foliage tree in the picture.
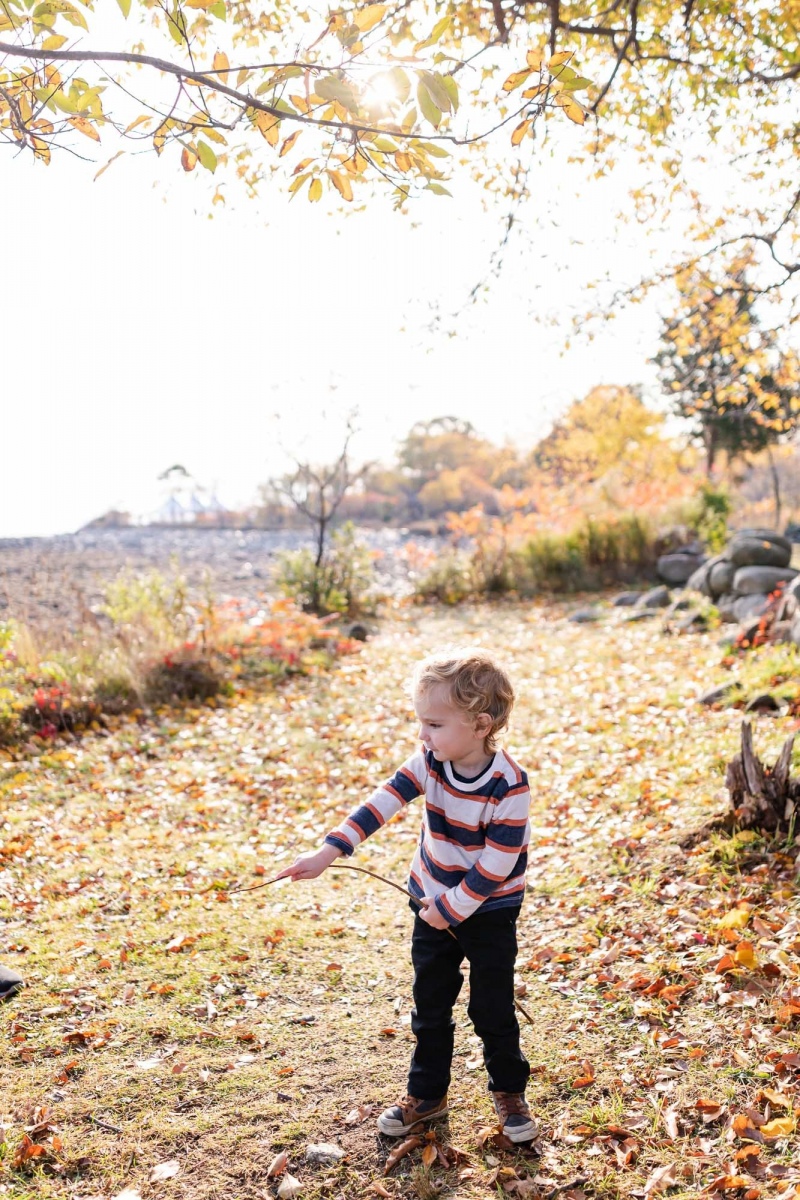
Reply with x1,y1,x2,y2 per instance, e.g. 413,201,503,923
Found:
655,253,800,477
531,386,673,484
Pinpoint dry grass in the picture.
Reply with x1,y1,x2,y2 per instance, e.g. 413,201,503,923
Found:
1,601,798,1200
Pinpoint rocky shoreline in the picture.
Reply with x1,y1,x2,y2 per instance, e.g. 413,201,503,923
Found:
0,526,424,636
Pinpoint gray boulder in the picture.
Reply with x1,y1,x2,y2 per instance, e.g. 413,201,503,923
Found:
716,593,738,623
699,682,741,706
775,589,797,621
657,552,705,585
743,693,781,715
792,613,800,646
732,566,798,595
732,593,771,623
612,591,642,606
686,563,711,595
568,608,603,624
675,610,709,633
638,585,671,608
625,609,659,621
734,527,793,553
771,620,794,644
708,560,737,598
728,536,792,569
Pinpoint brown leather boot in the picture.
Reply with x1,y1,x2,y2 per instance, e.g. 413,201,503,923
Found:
377,1094,448,1137
492,1092,537,1143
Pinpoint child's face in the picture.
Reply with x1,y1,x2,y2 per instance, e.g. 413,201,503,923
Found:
413,684,491,767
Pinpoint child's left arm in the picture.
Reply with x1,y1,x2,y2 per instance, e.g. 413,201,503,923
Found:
432,781,530,927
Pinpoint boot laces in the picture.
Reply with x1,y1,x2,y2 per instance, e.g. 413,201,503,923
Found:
496,1092,529,1119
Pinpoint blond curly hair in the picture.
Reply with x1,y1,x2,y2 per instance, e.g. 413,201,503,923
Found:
411,649,515,753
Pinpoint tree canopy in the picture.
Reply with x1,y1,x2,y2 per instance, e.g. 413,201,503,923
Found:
655,251,800,473
1,0,798,292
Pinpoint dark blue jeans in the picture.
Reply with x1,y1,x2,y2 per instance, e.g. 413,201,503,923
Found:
407,905,529,1100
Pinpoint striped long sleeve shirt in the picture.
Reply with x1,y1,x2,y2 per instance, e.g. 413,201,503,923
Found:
324,748,531,926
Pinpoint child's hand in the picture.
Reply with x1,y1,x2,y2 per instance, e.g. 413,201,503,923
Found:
419,896,451,930
275,843,342,881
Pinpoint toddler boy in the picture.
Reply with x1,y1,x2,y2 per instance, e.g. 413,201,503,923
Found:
277,650,534,1142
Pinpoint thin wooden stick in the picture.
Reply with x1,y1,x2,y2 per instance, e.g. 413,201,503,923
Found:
219,862,534,1024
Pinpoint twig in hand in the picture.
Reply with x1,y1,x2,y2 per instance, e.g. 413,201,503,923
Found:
331,861,418,901
217,863,534,1025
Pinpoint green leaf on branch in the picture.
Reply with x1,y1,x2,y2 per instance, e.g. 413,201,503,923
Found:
386,66,410,105
314,76,360,112
415,14,450,51
416,80,441,128
415,141,450,158
196,139,218,171
440,75,458,112
420,71,451,113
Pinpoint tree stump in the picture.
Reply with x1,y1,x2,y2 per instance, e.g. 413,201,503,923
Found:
726,721,799,833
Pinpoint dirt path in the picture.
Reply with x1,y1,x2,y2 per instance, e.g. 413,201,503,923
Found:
1,604,798,1200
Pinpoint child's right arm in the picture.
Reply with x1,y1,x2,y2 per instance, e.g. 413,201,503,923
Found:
275,751,427,882
275,841,342,881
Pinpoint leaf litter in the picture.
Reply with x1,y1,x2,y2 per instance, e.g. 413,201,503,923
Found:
1,601,799,1200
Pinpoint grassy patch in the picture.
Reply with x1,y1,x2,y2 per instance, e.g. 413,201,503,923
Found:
1,603,799,1200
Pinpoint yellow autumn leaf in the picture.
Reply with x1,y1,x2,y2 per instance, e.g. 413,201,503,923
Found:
68,115,100,141
181,146,197,171
93,149,124,181
734,941,758,969
353,4,387,32
279,130,301,157
328,169,353,200
548,51,573,67
760,1117,795,1138
562,100,586,125
394,151,412,172
511,118,531,146
32,137,51,164
526,48,544,70
212,50,230,80
256,111,280,145
125,114,151,133
308,176,322,202
502,69,532,92
716,907,752,929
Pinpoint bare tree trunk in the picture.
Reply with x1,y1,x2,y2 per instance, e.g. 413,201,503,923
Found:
766,443,782,531
704,426,718,478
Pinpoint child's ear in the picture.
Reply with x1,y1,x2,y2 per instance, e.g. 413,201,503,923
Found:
474,713,493,739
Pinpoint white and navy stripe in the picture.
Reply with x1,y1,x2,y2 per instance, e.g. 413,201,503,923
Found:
324,748,530,926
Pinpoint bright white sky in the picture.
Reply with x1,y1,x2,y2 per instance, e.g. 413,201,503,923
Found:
1,15,694,538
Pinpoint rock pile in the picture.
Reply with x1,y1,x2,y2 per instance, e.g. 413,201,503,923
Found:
656,542,706,585
687,528,799,637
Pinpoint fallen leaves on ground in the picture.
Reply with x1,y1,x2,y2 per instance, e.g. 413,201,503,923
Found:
1,603,799,1200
